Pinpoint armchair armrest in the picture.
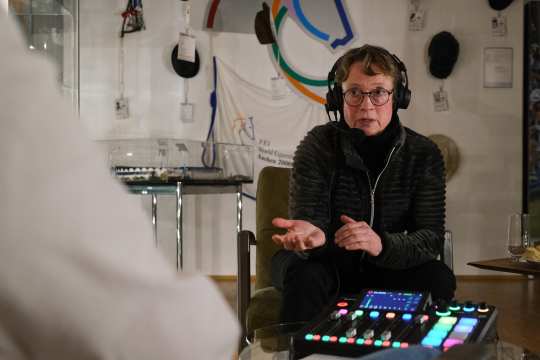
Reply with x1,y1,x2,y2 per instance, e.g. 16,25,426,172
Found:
442,230,454,271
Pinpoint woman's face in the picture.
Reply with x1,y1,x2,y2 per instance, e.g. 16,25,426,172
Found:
342,62,394,136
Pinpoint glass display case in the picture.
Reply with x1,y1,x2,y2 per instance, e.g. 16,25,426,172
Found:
8,0,79,110
100,138,253,270
101,138,254,185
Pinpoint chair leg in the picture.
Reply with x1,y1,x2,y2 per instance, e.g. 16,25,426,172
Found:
237,230,254,352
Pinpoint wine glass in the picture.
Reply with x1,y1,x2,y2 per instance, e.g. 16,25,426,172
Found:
507,213,529,262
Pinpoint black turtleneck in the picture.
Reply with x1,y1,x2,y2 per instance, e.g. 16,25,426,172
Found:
353,113,401,179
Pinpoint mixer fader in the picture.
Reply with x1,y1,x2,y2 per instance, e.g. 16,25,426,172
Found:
290,289,497,359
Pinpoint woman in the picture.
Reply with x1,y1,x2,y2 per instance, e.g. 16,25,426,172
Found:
271,45,456,322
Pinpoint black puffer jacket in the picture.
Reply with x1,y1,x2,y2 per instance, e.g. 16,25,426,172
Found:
289,118,446,270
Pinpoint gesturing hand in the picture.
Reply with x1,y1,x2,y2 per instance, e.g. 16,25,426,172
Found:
271,218,326,251
334,215,383,256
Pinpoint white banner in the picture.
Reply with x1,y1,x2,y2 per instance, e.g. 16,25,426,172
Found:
214,58,327,198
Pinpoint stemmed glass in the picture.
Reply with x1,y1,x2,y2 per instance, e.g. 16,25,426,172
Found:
507,213,529,262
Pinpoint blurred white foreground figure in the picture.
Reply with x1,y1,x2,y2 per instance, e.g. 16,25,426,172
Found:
0,10,238,360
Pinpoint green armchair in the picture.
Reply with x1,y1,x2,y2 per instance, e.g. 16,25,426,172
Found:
237,166,454,347
237,166,288,347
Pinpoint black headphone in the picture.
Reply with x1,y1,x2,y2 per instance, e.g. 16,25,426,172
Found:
325,49,411,122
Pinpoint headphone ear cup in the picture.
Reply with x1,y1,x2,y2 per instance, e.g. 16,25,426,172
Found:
400,87,411,109
326,84,342,113
326,56,344,120
395,81,411,109
334,85,343,113
326,88,337,112
389,52,411,110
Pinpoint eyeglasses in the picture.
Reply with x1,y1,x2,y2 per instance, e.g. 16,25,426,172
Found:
343,87,394,107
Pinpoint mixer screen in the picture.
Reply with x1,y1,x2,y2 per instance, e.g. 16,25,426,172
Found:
359,290,425,312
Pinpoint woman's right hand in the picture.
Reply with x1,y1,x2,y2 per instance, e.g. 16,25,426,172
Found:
271,218,326,251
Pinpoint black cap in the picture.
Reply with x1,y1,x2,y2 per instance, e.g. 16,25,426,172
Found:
488,0,514,11
171,45,200,79
428,31,459,79
254,2,275,45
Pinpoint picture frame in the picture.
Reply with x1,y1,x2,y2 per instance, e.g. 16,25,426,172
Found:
483,47,513,88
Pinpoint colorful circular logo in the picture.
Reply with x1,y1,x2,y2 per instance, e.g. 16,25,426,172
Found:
270,0,355,104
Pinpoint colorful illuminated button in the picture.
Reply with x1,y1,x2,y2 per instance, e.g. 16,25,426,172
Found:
443,338,464,348
339,309,348,316
438,317,458,325
435,301,451,316
454,325,473,333
382,341,391,347
463,301,475,311
392,341,401,348
339,337,347,343
463,305,475,313
322,335,331,342
305,334,314,341
374,340,383,347
458,318,478,327
313,335,321,341
364,339,373,346
448,332,469,340
369,311,380,319
354,310,364,317
427,329,449,339
337,301,348,307
477,302,490,313
400,342,409,348
402,313,413,321
347,338,355,344
356,338,365,345
436,309,451,317
421,336,443,347
330,336,338,342
433,323,453,332
386,312,396,319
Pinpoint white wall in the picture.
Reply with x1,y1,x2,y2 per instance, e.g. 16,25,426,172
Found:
79,0,524,275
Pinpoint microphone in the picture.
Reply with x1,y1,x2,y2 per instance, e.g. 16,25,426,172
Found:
327,117,367,143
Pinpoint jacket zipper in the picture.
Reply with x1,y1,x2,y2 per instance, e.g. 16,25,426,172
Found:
366,146,397,227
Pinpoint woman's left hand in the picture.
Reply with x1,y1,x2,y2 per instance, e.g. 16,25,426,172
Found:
334,215,383,256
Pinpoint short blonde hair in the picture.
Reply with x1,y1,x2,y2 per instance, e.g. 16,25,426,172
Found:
335,45,400,89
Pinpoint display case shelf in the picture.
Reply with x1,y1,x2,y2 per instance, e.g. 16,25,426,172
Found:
101,138,254,185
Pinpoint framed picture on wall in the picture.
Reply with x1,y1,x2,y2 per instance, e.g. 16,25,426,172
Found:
483,47,513,88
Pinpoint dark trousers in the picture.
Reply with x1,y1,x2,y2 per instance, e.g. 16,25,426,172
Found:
271,249,456,323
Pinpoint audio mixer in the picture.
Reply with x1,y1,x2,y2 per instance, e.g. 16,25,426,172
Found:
290,289,497,359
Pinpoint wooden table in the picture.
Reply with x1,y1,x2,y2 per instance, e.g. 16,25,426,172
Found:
467,258,540,276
